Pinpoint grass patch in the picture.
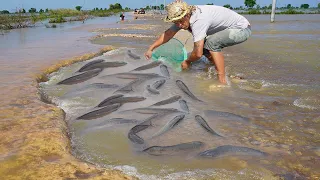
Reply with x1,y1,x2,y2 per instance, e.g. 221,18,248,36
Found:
48,9,82,17
277,9,305,14
48,16,66,23
89,9,123,17
0,13,33,29
248,9,262,14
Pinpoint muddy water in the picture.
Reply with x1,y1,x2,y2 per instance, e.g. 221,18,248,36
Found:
0,16,122,104
38,14,320,179
0,15,138,179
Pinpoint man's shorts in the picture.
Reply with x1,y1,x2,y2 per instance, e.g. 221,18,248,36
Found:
203,26,252,55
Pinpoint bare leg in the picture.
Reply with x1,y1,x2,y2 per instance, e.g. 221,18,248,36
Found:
208,51,226,84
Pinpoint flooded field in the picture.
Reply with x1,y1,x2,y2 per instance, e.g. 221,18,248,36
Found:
39,14,320,179
1,13,319,179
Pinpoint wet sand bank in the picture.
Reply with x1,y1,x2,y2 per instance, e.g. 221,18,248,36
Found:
0,17,138,179
0,47,138,179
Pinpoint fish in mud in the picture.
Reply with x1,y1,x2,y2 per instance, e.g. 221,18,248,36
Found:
76,103,121,120
77,59,104,72
89,118,139,130
132,61,162,71
151,114,185,138
128,124,151,144
152,79,166,89
134,114,160,128
152,95,181,106
96,94,123,107
127,50,141,60
198,145,268,158
204,110,249,122
63,83,119,97
176,80,203,102
129,124,150,134
146,85,160,94
143,141,204,156
78,61,127,72
179,99,189,112
195,115,223,137
79,83,119,89
97,96,146,107
96,118,139,126
109,73,162,80
57,68,103,85
160,64,170,78
128,132,144,144
114,79,143,94
126,108,181,115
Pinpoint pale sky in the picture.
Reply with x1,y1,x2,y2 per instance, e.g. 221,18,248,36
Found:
2,0,319,12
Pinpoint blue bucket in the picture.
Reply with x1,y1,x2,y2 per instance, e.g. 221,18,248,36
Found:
151,38,188,72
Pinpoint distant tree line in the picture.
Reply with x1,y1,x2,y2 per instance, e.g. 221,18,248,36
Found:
0,8,49,14
0,3,129,15
1,1,319,15
144,4,165,10
139,1,318,11
203,0,317,10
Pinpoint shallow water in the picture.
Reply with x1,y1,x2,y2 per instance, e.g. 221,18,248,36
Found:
2,13,320,179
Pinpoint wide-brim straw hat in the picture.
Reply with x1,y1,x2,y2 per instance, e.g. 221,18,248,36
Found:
164,1,190,22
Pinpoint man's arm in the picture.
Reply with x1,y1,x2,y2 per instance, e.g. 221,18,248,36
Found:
148,29,177,51
186,40,204,63
145,29,178,59
181,40,204,69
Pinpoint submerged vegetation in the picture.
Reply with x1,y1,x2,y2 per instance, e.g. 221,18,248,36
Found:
0,3,129,30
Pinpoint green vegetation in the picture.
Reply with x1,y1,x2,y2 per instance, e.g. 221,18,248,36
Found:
233,1,318,15
248,9,261,14
29,8,37,13
300,4,309,9
277,9,304,14
49,8,82,17
287,4,292,9
49,15,66,23
0,12,31,29
223,4,233,9
245,0,256,8
109,3,122,10
0,10,10,14
75,6,82,11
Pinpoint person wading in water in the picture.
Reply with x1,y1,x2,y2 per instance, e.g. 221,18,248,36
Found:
120,12,125,21
144,0,251,84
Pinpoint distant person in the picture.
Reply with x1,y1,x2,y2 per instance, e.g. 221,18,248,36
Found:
120,12,125,21
144,1,251,84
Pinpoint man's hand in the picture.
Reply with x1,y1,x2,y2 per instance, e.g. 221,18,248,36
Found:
181,60,191,70
144,50,153,60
